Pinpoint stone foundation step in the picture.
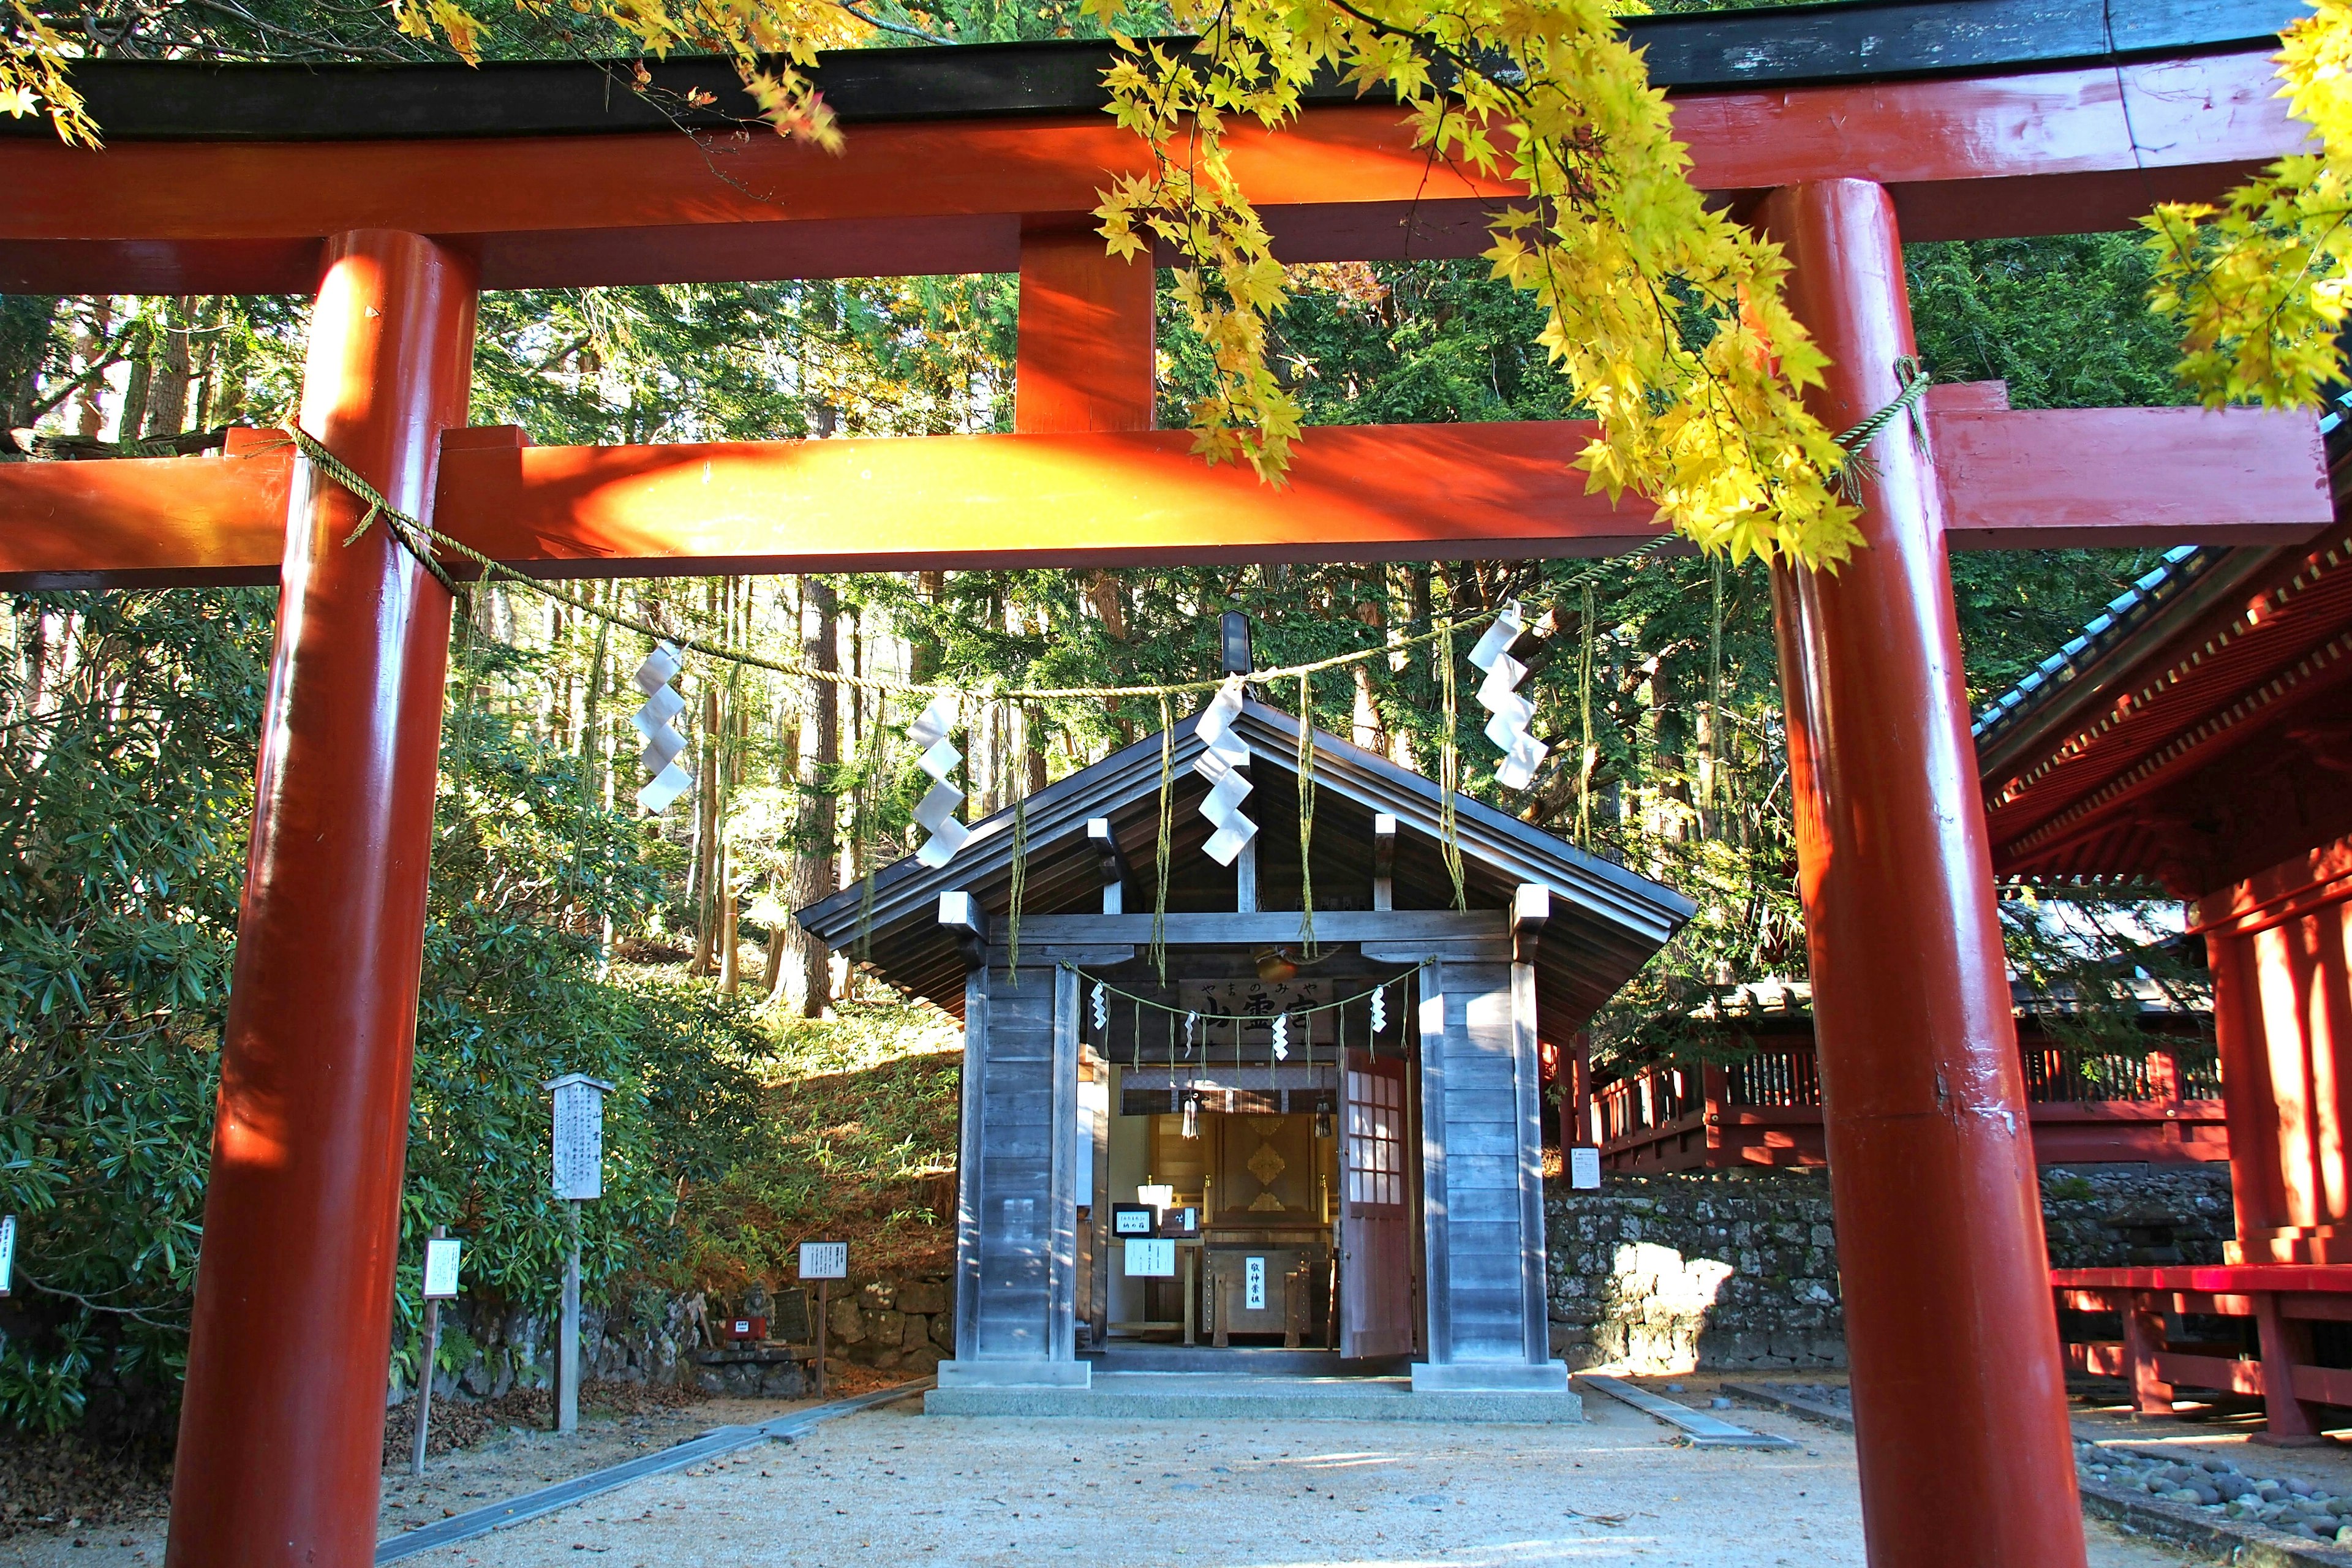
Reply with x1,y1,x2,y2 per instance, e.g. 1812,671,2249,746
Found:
925,1373,1585,1423
1091,1345,1402,1376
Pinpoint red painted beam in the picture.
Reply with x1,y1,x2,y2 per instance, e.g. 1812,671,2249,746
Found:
0,51,2302,293
0,402,2326,588
1936,405,2332,548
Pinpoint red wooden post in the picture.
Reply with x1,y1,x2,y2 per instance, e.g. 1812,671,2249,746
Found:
1013,228,1155,435
2121,1296,2174,1418
1566,1030,1593,1152
165,230,475,1568
1703,1061,1729,1166
1762,180,2085,1568
2252,1290,2324,1446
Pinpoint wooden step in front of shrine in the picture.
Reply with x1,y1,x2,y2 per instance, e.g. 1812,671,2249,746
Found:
922,1371,1585,1423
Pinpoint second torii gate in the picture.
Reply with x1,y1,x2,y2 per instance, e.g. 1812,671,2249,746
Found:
0,6,2336,1566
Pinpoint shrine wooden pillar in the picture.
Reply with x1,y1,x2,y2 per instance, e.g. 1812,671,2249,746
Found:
166,230,475,1568
2201,835,2352,1265
1762,181,2084,1568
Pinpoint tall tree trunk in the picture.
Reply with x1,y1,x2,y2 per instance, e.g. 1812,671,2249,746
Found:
718,696,742,994
141,296,192,439
75,299,109,439
115,318,154,446
764,662,805,1002
793,578,840,1016
690,680,722,973
1352,578,1387,755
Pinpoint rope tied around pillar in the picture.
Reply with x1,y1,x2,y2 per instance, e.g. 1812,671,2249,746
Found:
1828,356,1931,503
285,424,461,595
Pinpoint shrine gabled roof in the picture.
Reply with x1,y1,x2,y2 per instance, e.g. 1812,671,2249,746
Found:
797,696,1693,1042
0,0,2290,141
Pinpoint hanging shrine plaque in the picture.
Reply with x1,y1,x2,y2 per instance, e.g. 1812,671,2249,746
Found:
1187,979,1338,1047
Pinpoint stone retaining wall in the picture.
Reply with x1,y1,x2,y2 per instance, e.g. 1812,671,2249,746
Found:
820,1276,954,1381
1544,1163,2235,1374
389,1290,696,1405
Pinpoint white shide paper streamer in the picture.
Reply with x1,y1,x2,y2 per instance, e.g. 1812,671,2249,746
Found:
1191,676,1258,867
631,641,695,814
1468,600,1547,791
907,694,970,869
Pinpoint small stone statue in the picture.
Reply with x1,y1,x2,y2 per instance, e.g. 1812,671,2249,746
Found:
682,1290,710,1349
744,1280,769,1319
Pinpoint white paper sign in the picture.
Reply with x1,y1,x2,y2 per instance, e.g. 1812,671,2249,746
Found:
0,1214,15,1295
422,1237,463,1300
1245,1254,1267,1310
1569,1146,1602,1191
1124,1238,1176,1278
799,1241,848,1280
548,1075,611,1200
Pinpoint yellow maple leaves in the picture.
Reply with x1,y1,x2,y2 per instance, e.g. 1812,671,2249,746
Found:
2,0,97,145
1093,0,1861,565
2146,0,2352,412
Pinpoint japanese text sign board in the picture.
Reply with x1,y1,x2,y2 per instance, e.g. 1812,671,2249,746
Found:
1569,1147,1602,1191
422,1237,463,1300
799,1241,848,1281
1123,1238,1175,1278
546,1073,615,1201
0,1215,13,1296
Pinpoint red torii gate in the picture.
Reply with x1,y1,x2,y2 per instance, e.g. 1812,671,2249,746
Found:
0,10,2333,1567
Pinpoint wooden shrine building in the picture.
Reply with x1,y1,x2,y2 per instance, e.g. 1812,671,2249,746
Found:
799,694,1691,1395
3,1,2346,1562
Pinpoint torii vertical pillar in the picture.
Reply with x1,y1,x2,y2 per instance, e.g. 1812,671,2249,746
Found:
167,230,475,1568
1763,180,2084,1568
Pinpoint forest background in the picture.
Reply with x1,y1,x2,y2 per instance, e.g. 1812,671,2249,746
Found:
0,0,2215,1449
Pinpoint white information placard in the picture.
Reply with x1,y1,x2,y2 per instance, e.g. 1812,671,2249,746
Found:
1245,1254,1267,1310
0,1214,14,1295
1569,1146,1602,1191
422,1237,463,1300
547,1074,613,1200
1123,1238,1176,1278
799,1241,848,1280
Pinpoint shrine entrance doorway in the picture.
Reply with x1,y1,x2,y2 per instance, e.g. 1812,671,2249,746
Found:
1085,957,1420,1370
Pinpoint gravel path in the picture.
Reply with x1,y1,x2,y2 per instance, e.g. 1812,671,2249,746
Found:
0,1385,2211,1567
385,1389,2196,1567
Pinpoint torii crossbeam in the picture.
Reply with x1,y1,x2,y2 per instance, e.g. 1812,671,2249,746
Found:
0,6,2327,1566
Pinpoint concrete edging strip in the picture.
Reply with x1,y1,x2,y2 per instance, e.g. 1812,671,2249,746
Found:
1577,1374,1796,1449
1717,1382,2352,1567
374,1378,933,1562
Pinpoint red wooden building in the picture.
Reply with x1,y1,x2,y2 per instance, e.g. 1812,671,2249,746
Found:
1588,977,2228,1174
1973,440,2352,1439
0,1,2338,1561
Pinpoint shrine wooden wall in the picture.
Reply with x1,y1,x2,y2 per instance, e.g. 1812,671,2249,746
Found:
1413,959,1561,1389
949,962,1084,1378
